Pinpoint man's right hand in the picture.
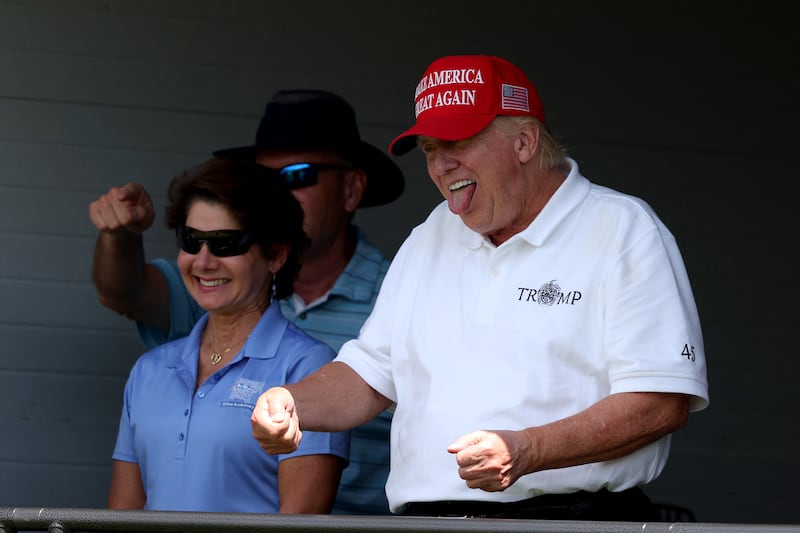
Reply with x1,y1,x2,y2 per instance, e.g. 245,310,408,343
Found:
251,387,303,454
89,182,155,235
89,181,169,329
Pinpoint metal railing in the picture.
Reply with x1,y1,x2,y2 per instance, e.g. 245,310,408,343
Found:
2,508,799,533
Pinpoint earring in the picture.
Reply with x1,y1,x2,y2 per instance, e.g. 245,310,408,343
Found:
270,273,277,302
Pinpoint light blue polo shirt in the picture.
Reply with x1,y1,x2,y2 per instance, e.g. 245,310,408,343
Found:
137,228,393,514
114,303,349,512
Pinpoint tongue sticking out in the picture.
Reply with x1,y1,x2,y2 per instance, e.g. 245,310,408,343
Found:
448,182,476,215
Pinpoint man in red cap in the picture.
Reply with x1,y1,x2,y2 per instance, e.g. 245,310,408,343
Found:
89,90,403,515
251,55,709,521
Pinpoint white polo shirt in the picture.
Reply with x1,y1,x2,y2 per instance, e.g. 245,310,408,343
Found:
336,158,709,513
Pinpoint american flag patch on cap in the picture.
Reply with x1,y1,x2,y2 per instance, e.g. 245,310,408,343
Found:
501,84,529,112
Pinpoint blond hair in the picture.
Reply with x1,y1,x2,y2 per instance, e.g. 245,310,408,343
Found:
494,116,567,170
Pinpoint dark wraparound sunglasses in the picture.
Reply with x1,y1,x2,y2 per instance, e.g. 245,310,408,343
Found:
177,226,256,257
279,162,351,190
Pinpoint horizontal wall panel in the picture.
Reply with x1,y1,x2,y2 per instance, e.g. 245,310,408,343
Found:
0,462,111,508
0,100,251,154
0,324,142,375
0,369,127,421
0,280,139,329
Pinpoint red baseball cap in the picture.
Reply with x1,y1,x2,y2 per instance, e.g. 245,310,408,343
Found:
389,55,546,156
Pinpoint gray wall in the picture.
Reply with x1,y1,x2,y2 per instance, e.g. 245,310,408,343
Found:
0,0,797,525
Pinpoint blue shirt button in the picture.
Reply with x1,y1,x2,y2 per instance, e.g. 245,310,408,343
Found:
198,391,205,398
184,409,189,416
178,433,185,441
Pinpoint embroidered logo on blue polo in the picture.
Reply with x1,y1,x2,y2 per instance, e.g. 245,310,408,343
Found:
516,280,583,307
222,377,265,409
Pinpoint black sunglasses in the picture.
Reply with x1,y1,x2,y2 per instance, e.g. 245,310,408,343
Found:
279,162,351,190
176,226,256,257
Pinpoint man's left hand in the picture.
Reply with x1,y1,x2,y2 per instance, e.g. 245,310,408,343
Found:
447,430,533,492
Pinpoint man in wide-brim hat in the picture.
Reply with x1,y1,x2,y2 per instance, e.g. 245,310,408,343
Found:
216,89,403,207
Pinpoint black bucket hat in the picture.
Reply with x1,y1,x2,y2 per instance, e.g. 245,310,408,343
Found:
214,90,405,207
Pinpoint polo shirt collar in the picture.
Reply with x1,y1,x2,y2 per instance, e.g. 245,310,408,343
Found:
327,226,382,303
166,303,289,369
240,303,289,360
459,157,589,249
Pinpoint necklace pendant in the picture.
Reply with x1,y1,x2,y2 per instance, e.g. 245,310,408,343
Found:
210,352,223,365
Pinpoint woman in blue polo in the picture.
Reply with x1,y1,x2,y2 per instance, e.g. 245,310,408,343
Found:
108,157,349,513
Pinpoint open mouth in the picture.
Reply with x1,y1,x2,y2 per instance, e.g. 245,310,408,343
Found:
198,278,230,287
449,179,476,192
446,179,477,215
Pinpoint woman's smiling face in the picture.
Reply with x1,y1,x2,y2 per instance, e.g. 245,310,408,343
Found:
177,199,274,317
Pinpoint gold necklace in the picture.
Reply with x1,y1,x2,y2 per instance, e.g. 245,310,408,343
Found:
204,332,234,365
210,347,230,365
